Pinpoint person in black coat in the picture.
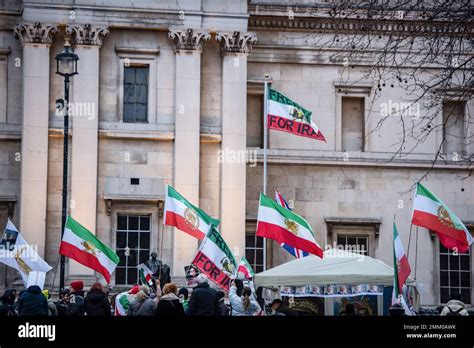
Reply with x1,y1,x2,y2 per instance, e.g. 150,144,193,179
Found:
0,289,17,316
216,291,230,316
156,283,185,317
84,283,111,316
18,285,48,316
187,274,219,316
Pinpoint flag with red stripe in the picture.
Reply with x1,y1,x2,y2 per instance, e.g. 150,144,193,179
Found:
267,87,326,142
393,222,411,295
59,216,119,283
411,182,472,252
164,185,220,240
257,193,323,258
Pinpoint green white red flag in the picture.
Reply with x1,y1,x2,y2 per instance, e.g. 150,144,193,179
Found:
164,185,220,240
59,216,119,283
138,263,156,292
393,222,411,295
267,87,326,142
256,193,323,258
192,226,237,291
237,256,255,279
411,182,473,253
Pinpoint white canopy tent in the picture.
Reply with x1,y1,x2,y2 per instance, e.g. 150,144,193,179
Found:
254,248,416,287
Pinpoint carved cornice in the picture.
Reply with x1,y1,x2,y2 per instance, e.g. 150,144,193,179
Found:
249,16,471,35
66,24,109,46
168,29,210,51
13,22,58,45
216,31,257,54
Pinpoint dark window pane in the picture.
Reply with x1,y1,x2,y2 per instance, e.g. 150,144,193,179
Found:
337,236,345,246
123,103,135,122
246,235,255,247
116,268,126,285
116,232,127,249
139,250,150,264
129,216,139,230
140,216,150,231
449,255,459,270
256,249,263,264
440,255,448,270
116,250,126,267
450,272,460,287
124,67,135,84
127,268,138,285
136,85,148,104
117,215,127,230
460,255,470,270
124,84,136,103
135,67,148,84
440,271,448,286
139,232,150,249
460,272,470,288
441,287,449,303
347,237,357,247
135,104,147,122
128,232,138,248
256,236,263,248
246,250,255,264
255,265,263,273
461,288,471,305
128,250,138,267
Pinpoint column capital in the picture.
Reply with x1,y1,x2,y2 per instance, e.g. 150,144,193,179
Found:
14,22,58,45
168,28,210,52
66,24,109,46
216,31,257,54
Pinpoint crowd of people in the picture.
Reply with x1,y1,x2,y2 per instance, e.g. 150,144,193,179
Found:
0,274,294,317
2,276,468,317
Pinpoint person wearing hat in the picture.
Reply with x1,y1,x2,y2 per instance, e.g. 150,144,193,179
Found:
127,285,157,316
67,280,85,316
42,290,58,316
187,274,220,316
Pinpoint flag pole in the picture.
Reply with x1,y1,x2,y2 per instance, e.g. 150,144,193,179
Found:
262,74,269,271
414,226,419,281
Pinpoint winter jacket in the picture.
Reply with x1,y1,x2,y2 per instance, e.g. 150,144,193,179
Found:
187,282,219,316
47,299,58,316
84,289,111,316
440,300,469,316
229,286,261,316
155,293,185,317
0,289,17,316
128,297,157,316
217,299,230,316
18,286,48,316
67,291,85,316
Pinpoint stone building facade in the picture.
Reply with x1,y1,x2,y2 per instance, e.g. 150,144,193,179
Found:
0,0,472,307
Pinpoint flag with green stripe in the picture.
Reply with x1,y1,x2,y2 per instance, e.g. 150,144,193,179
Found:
256,193,323,258
412,182,473,252
164,185,220,240
192,225,237,291
59,216,119,283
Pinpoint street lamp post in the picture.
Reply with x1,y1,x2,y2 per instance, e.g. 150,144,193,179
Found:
55,41,79,292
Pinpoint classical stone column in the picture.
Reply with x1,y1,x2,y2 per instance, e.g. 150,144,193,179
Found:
168,29,209,277
66,24,108,277
14,22,58,258
216,32,256,259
